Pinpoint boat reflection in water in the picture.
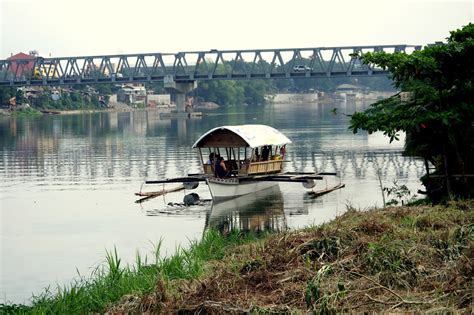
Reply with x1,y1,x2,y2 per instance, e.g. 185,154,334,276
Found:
204,186,286,235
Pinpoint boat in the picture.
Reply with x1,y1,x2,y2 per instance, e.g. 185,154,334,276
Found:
141,124,342,201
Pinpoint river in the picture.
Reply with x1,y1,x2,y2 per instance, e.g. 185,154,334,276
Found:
0,101,425,304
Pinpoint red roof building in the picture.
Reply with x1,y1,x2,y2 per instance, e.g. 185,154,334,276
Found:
7,52,36,76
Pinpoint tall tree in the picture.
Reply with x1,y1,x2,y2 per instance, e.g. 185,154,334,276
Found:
349,24,474,202
0,87,15,105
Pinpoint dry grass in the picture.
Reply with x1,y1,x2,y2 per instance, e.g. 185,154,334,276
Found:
108,200,473,314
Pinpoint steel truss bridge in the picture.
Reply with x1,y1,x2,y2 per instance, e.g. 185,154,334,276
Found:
0,45,421,87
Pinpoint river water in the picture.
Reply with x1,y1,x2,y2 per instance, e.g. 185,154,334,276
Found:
0,101,425,304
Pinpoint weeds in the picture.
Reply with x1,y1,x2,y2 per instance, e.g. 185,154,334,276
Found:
433,223,474,261
169,200,472,313
384,180,417,206
305,265,345,314
0,229,259,314
364,241,418,288
299,237,342,261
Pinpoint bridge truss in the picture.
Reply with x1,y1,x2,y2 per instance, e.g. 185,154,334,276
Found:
0,45,421,87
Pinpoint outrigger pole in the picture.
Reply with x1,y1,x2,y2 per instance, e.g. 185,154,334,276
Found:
144,172,338,185
145,176,207,185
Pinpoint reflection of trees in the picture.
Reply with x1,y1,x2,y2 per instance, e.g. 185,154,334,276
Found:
205,186,286,235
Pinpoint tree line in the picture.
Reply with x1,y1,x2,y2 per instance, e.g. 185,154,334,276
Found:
190,76,394,106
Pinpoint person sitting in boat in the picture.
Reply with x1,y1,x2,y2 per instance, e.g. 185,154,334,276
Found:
261,145,271,161
253,147,260,162
214,156,229,178
207,152,216,164
280,145,287,159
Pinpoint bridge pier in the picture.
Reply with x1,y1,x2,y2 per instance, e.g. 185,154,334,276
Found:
164,75,197,113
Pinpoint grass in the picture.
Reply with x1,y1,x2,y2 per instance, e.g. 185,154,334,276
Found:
138,200,472,313
0,229,261,314
0,108,42,117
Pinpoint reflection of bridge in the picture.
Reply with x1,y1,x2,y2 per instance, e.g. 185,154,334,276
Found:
0,131,425,186
285,150,426,180
1,45,421,87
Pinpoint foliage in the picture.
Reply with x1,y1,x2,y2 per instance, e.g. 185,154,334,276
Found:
194,79,273,106
0,229,259,314
193,59,393,106
9,107,42,117
195,80,242,105
349,24,474,201
364,241,418,288
95,83,115,96
274,76,394,93
15,89,26,104
0,86,113,111
383,180,416,206
0,87,18,106
136,200,472,313
146,81,165,94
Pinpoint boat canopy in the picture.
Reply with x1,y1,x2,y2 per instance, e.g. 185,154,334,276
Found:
192,124,292,148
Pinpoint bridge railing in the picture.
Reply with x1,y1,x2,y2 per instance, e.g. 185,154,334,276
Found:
0,45,421,86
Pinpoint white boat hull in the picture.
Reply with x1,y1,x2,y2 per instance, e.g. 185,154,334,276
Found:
207,178,278,200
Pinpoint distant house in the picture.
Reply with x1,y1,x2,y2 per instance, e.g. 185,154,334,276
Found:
51,88,61,101
334,84,366,100
7,52,36,77
21,87,42,101
146,94,171,108
117,85,147,105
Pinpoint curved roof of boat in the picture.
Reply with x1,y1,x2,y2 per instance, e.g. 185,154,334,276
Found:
192,124,292,148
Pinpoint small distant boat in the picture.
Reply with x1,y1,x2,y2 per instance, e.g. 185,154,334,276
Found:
142,124,342,200
40,109,61,115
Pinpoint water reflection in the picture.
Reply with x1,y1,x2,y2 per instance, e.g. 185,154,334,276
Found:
205,186,286,234
0,107,424,185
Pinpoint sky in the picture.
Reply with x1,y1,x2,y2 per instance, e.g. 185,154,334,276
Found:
0,0,472,59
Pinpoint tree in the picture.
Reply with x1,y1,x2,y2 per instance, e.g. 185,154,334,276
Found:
36,93,52,109
61,96,72,109
95,83,114,96
242,80,271,105
15,89,26,105
349,23,474,201
0,87,15,105
194,79,273,106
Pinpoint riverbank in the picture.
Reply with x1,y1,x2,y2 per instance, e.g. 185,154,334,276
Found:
0,92,393,118
111,200,473,313
0,103,135,117
269,91,395,104
2,200,471,313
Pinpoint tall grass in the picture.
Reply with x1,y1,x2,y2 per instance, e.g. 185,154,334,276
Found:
0,229,260,314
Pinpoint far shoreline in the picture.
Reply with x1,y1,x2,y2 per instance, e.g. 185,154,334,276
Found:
0,91,396,117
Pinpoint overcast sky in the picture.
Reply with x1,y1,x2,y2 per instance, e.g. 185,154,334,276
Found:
0,0,472,58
